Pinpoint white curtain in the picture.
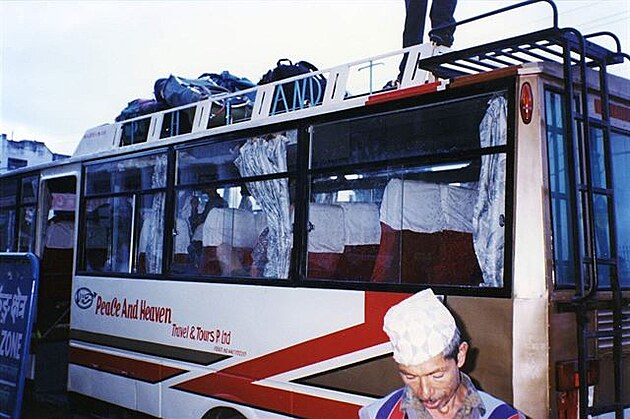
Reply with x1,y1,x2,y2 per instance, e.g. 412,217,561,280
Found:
473,95,507,287
234,135,292,278
144,154,167,273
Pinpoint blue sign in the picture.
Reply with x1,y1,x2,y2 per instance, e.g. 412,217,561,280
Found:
0,253,39,419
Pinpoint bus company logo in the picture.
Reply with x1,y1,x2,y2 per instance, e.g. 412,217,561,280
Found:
74,287,97,309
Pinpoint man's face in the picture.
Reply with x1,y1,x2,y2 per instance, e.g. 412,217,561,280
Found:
398,342,468,415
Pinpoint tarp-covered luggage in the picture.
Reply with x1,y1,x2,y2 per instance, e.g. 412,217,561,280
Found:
258,59,327,114
154,75,228,108
115,98,168,122
202,71,257,102
154,73,254,127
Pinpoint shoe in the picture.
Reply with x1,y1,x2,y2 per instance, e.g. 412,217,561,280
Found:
382,79,400,91
429,33,454,48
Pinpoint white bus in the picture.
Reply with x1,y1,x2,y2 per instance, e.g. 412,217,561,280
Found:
1,1,628,417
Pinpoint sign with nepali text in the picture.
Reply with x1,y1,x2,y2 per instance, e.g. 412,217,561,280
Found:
0,253,39,419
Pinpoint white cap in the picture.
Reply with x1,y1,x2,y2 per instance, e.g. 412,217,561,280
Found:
383,289,456,366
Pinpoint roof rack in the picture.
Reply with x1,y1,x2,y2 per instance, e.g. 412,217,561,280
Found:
419,0,627,79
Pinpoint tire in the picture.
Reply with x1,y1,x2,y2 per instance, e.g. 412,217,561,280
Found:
202,407,246,419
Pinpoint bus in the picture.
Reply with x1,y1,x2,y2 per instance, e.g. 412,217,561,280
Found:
1,1,628,417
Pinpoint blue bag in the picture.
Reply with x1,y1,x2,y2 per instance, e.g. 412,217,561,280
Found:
154,75,228,108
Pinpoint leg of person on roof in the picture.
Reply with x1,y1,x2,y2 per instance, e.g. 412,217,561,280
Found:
397,0,457,82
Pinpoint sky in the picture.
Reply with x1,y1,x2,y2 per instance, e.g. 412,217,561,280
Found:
1,0,628,156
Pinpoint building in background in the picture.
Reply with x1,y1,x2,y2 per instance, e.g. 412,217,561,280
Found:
0,133,69,174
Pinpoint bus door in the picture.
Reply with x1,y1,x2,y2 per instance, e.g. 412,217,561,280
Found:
33,174,77,397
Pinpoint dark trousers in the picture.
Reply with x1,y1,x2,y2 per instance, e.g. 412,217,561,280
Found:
397,0,457,81
403,0,457,47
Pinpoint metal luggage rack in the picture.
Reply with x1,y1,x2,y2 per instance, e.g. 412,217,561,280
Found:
417,0,628,80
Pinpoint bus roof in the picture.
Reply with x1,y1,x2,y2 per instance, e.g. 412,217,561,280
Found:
9,0,629,170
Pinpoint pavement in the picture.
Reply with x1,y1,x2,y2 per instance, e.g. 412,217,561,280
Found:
21,390,77,419
20,387,150,419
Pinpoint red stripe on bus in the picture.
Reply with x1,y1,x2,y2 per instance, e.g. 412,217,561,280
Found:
366,82,442,106
69,346,187,384
173,291,408,417
594,99,630,122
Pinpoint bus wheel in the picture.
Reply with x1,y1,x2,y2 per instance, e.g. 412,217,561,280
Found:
202,407,246,419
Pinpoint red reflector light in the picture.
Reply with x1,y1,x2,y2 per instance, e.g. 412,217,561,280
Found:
520,82,533,124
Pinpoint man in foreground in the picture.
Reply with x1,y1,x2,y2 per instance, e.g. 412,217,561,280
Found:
359,289,524,419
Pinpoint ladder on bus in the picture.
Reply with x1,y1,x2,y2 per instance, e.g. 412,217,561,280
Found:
561,28,629,418
409,0,629,416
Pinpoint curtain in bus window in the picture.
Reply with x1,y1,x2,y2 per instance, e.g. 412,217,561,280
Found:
473,95,507,287
18,176,39,252
234,135,292,278
19,206,37,252
140,154,167,273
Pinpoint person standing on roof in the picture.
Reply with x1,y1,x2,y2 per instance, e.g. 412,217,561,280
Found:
396,0,457,84
359,289,524,419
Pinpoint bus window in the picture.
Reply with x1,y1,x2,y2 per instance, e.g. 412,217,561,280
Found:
172,131,296,279
85,197,133,272
81,153,167,274
0,178,18,252
545,90,577,288
612,131,630,288
308,93,508,287
547,91,630,290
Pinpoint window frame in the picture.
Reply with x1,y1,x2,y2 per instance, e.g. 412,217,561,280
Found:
610,129,630,289
74,78,517,298
299,83,515,297
170,129,298,281
77,150,169,276
545,85,630,291
0,172,39,253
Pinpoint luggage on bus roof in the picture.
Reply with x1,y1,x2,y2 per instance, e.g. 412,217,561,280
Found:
115,71,255,122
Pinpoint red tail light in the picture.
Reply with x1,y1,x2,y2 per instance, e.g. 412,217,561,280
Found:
520,82,533,124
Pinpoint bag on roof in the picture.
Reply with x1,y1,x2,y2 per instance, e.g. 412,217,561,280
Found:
200,71,257,126
115,98,168,122
201,71,257,102
154,75,229,108
258,59,327,114
153,73,255,126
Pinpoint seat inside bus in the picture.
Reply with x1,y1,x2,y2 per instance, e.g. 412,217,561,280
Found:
334,202,381,281
307,203,346,279
199,207,257,276
371,178,482,285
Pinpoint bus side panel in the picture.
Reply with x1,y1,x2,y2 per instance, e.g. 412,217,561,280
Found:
512,73,552,418
447,297,514,403
68,277,405,418
514,297,549,419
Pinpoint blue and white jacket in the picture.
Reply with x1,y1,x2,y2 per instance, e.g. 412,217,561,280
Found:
358,374,525,419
